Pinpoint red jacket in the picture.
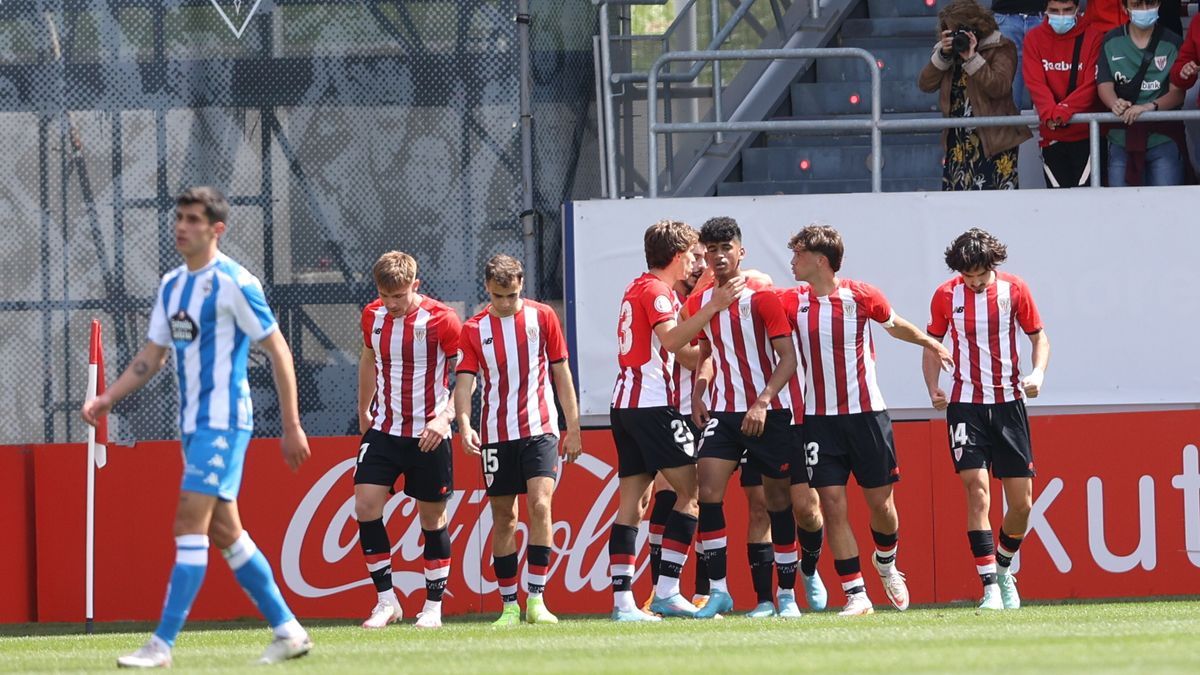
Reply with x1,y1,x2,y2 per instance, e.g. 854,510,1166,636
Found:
1023,18,1104,146
1083,1,1126,35
1169,15,1200,94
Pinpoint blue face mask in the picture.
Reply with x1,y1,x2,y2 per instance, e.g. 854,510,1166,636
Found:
1048,14,1077,34
1130,8,1159,29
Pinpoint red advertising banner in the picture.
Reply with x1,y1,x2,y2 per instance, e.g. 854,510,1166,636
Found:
12,411,1200,623
0,445,35,622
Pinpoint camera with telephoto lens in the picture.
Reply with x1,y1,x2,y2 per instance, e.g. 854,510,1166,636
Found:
951,29,974,54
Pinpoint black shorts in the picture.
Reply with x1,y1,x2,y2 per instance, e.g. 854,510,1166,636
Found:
806,411,899,489
481,434,560,496
611,406,698,478
946,400,1035,478
742,426,809,486
697,410,795,480
354,428,454,502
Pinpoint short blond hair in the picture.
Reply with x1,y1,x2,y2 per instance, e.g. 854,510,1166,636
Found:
372,251,417,290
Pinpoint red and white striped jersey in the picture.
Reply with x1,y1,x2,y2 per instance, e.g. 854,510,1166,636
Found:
783,280,892,416
775,288,807,426
362,295,462,438
457,299,568,445
927,272,1043,404
684,283,793,414
670,288,698,416
612,273,679,409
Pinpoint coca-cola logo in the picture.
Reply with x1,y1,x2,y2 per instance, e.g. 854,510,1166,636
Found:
280,453,649,600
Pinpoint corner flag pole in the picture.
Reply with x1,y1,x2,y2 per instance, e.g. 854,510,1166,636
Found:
86,319,108,635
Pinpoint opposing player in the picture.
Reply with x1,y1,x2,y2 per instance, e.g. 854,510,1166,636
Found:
455,254,582,625
81,187,312,667
355,251,461,630
785,224,953,616
609,220,743,621
684,217,802,620
924,228,1049,611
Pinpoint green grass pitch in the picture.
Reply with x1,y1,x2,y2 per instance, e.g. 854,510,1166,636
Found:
2,600,1197,673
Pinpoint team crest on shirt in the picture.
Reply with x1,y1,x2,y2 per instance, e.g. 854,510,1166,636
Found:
201,278,213,296
527,324,540,340
844,304,856,319
1155,55,1168,71
998,297,1011,313
170,311,198,344
414,328,426,341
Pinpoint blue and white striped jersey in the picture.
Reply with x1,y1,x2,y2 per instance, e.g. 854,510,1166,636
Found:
147,253,277,434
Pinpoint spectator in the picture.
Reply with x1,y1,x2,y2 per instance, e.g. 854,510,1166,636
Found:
1096,0,1187,186
920,0,1033,190
993,0,1047,108
1088,0,1183,35
1083,0,1129,33
1024,0,1104,187
1168,4,1200,95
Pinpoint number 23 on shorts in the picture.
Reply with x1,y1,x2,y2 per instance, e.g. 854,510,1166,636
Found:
670,419,696,457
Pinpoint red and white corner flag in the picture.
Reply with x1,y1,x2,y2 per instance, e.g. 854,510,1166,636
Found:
87,319,107,469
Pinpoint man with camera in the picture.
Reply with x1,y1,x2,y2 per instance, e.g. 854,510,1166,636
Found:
919,0,1031,190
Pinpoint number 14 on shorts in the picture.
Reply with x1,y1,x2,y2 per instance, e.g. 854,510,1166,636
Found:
949,423,969,448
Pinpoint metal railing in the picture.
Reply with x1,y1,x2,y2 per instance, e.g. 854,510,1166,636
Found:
646,47,1200,197
596,0,808,198
648,48,882,196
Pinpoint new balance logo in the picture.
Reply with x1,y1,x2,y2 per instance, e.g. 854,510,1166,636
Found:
801,306,810,313
954,306,965,314
484,337,494,345
374,328,382,334
204,473,220,487
207,455,226,469
212,435,230,450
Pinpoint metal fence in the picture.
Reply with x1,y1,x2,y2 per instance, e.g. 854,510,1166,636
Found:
5,1,596,445
644,47,1200,197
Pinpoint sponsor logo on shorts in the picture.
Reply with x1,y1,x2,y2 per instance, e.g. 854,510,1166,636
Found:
185,463,205,477
207,455,226,469
204,473,220,487
212,435,229,450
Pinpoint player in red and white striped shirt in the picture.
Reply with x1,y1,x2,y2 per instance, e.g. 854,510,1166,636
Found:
608,221,744,622
924,228,1049,612
683,217,803,620
455,254,581,626
354,251,461,630
786,225,952,617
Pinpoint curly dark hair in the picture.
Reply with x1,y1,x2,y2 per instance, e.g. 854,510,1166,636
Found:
944,228,1009,272
698,216,742,245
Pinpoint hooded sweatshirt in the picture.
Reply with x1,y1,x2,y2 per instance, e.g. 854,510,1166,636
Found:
1023,15,1104,146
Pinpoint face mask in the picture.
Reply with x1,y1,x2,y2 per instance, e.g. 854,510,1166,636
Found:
1048,14,1077,34
1129,8,1159,29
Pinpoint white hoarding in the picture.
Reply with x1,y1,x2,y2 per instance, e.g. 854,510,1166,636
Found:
564,188,1200,423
